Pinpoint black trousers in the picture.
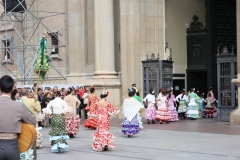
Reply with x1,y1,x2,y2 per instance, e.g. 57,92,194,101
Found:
0,139,20,160
79,104,88,119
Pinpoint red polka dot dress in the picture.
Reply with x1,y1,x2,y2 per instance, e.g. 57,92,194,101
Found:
88,102,120,151
84,95,99,129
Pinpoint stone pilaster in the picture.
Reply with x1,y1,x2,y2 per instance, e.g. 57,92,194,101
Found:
67,0,87,83
93,0,118,78
230,0,240,125
89,0,121,118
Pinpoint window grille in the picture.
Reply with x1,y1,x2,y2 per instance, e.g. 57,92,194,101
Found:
142,59,173,98
2,40,10,59
217,54,237,121
50,32,59,54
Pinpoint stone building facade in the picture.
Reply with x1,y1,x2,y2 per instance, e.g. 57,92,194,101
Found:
0,0,239,121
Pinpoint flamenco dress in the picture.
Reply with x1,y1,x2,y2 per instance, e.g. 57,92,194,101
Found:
83,95,99,129
64,96,81,136
43,97,70,153
155,96,171,122
210,92,218,118
88,102,120,151
133,95,144,129
195,96,202,118
143,94,156,120
122,98,142,136
167,95,178,121
204,97,217,118
186,92,199,119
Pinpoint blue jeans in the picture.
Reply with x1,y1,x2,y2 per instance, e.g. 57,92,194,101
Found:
200,103,205,117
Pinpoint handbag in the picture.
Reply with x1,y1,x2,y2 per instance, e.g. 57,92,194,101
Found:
144,99,148,109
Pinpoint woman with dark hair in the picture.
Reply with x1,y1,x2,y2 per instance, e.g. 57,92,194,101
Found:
88,90,120,151
132,87,144,130
208,86,217,118
176,89,188,119
167,90,178,121
204,93,217,118
11,88,18,101
155,91,171,124
143,89,156,124
83,87,99,129
64,88,81,138
186,88,199,119
43,91,69,153
122,88,142,137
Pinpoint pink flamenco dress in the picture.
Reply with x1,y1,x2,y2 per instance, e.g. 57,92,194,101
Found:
83,95,99,129
155,96,171,123
143,94,156,121
167,94,179,121
88,102,120,151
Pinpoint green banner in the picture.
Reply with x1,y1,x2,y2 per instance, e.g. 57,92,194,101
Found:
34,38,49,81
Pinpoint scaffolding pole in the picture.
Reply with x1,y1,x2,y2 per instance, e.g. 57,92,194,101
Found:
0,0,67,84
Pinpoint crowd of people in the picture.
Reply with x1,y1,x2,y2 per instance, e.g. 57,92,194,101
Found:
0,75,122,160
0,74,218,160
143,86,218,125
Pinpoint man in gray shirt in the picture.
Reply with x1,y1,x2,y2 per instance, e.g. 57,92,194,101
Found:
0,75,36,160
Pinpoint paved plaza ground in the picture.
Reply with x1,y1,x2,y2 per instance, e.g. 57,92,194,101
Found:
37,118,240,160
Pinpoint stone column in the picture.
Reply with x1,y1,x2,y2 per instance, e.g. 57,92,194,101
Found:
67,0,87,83
93,0,117,78
230,0,240,125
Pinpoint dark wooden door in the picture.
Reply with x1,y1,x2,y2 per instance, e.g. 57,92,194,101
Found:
187,71,208,95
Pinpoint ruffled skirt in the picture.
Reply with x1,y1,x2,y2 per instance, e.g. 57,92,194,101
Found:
178,100,187,113
186,99,199,119
65,115,81,135
168,106,179,121
155,108,171,121
50,136,69,152
145,104,156,120
20,149,34,160
83,117,98,129
49,114,69,152
92,131,115,151
204,105,217,117
122,114,139,135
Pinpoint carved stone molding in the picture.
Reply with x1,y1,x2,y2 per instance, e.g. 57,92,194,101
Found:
187,15,206,33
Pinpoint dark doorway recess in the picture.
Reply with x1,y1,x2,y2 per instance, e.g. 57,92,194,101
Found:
173,79,185,96
187,71,208,95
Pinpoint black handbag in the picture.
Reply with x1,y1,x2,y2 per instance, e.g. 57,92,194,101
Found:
80,104,87,110
144,99,148,109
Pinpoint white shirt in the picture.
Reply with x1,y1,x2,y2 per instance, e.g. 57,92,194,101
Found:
46,97,68,114
200,98,204,104
176,94,188,102
143,94,156,103
82,93,89,104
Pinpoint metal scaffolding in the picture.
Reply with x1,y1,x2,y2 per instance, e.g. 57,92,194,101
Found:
0,0,67,84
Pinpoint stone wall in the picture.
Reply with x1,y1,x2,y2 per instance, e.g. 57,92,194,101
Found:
119,0,165,101
165,0,206,85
